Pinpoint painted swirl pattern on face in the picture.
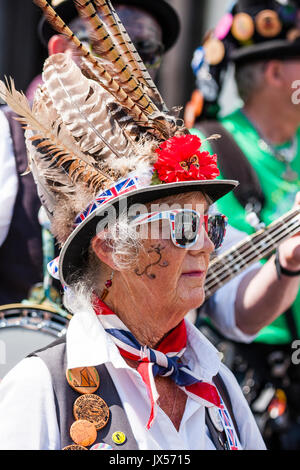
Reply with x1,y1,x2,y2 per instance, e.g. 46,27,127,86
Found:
135,243,169,279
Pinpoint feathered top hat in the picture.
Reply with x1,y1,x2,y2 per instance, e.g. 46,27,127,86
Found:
37,0,180,52
0,0,237,286
185,0,300,124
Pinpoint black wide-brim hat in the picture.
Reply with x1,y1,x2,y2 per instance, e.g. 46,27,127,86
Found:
37,0,180,51
230,0,300,63
231,38,300,63
189,0,300,120
59,179,238,286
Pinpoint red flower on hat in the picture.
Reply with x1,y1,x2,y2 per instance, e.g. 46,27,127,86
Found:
153,134,220,184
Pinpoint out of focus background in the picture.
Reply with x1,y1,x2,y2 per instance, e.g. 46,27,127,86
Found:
0,0,238,116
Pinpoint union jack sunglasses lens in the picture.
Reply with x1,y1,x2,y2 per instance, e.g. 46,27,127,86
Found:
173,211,199,246
173,211,227,249
208,214,227,250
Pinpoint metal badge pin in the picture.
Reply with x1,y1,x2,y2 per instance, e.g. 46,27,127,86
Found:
66,366,100,395
73,394,110,431
62,444,88,450
208,406,224,433
70,419,98,447
231,12,255,41
255,10,282,37
90,442,114,450
112,431,126,445
203,37,225,66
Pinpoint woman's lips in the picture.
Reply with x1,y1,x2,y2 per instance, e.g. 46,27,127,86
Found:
181,271,205,277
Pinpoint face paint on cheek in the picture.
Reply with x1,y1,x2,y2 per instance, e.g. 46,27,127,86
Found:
134,243,169,279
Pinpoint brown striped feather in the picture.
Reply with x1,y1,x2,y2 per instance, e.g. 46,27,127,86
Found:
33,0,152,127
73,0,158,115
93,0,166,111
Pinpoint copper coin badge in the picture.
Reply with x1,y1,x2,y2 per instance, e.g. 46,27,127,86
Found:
255,10,282,37
70,420,98,447
64,366,110,450
203,37,225,65
73,394,110,431
66,366,100,394
62,444,88,451
231,12,255,42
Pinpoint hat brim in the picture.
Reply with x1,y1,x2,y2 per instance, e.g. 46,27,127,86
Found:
38,0,180,51
231,39,300,63
59,179,238,286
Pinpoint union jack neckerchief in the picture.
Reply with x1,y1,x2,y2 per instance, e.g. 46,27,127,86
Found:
93,297,241,449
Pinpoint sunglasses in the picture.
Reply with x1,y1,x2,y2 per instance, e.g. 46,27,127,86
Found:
78,30,164,71
130,209,227,250
133,39,164,69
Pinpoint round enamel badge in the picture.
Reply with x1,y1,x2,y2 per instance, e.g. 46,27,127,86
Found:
203,37,225,65
231,12,255,41
90,442,114,450
208,406,224,433
255,10,282,37
112,431,126,445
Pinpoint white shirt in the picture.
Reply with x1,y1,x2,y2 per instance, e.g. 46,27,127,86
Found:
0,300,266,450
0,109,18,246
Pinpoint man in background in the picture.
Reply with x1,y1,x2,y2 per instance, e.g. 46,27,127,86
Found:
187,0,300,448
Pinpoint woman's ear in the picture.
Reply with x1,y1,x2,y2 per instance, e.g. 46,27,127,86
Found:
91,235,117,271
48,34,70,55
264,60,284,88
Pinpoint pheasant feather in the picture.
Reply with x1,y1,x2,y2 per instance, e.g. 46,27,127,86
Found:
43,53,132,159
33,0,153,127
73,0,158,115
3,0,187,243
93,0,166,111
0,77,114,188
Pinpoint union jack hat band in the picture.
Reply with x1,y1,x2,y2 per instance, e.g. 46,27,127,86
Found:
53,175,238,287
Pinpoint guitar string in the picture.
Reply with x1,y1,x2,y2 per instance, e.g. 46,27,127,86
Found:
223,209,299,255
210,213,300,269
209,209,300,270
209,213,299,274
209,209,300,267
205,219,299,294
205,218,299,292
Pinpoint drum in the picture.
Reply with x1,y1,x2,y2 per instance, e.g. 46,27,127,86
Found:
0,303,71,379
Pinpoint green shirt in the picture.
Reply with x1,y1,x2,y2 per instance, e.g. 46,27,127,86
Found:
192,108,300,344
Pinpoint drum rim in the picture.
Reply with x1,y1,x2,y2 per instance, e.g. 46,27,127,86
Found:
0,302,72,318
0,303,71,337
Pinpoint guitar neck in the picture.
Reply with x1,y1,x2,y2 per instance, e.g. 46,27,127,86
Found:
205,207,300,299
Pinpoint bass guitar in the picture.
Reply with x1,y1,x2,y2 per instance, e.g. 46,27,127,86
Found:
205,207,300,298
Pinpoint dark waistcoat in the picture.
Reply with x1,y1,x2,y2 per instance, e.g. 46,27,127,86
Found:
0,108,43,304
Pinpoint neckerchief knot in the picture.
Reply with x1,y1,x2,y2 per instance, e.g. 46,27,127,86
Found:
93,296,221,429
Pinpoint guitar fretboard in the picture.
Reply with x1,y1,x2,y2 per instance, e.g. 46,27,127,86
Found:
205,207,300,298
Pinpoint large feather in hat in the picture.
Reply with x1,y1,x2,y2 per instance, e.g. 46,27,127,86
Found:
0,0,183,243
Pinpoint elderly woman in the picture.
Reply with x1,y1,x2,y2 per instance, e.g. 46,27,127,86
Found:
0,185,266,450
0,0,265,450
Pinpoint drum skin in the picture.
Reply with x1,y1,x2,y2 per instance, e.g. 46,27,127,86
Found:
0,303,71,379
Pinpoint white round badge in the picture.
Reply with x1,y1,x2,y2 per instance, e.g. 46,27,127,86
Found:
208,406,224,433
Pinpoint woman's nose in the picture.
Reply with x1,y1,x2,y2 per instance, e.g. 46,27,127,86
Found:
189,228,215,255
